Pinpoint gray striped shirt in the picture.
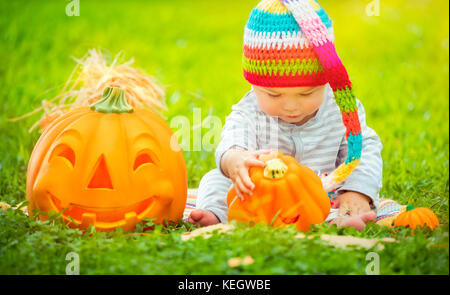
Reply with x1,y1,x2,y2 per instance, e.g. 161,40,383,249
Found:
214,84,383,208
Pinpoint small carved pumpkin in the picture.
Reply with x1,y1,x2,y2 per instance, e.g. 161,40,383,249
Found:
393,205,440,230
26,87,187,231
227,151,330,232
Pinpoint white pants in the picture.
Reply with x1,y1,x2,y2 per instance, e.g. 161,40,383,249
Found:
196,168,233,223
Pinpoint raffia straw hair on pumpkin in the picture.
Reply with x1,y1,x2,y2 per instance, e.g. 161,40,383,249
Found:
11,49,167,132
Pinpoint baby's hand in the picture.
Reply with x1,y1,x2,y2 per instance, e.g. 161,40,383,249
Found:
221,148,271,200
333,191,372,217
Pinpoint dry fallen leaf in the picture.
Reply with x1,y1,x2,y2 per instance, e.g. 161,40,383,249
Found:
295,233,396,251
242,256,255,265
181,224,235,241
0,201,28,214
228,256,254,268
319,234,396,251
228,257,242,268
294,233,314,240
0,202,11,212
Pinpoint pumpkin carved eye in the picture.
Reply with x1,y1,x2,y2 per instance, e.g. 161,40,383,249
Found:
133,150,158,171
50,144,76,167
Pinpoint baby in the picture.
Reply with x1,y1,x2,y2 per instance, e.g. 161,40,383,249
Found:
188,0,382,231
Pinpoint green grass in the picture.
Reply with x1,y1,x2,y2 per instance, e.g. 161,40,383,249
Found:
0,0,448,274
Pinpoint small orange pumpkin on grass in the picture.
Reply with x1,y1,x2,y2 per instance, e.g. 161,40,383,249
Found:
227,151,331,232
393,205,440,230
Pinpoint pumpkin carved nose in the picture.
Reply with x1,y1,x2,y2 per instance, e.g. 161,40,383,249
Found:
88,154,114,189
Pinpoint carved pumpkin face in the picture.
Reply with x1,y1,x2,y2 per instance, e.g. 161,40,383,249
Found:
227,151,330,232
26,87,187,231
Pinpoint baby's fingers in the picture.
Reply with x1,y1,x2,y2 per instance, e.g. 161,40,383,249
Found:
244,157,265,168
238,168,255,194
338,204,352,217
234,183,244,201
354,205,370,216
235,177,251,200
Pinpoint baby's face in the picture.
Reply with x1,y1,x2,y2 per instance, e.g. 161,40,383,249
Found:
253,84,327,125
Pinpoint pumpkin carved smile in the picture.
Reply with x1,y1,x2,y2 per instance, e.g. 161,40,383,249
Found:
49,192,154,216
47,191,156,229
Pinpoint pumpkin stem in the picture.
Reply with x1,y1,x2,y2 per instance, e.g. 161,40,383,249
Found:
406,204,415,211
264,158,288,179
90,87,134,114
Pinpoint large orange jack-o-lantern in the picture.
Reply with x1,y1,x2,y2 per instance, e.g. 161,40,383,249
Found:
227,151,330,232
26,87,187,231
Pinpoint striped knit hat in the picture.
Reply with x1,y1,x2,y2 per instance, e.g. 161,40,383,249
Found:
243,0,363,192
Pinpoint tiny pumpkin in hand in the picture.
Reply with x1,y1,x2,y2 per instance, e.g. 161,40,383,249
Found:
393,205,440,230
227,151,331,232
